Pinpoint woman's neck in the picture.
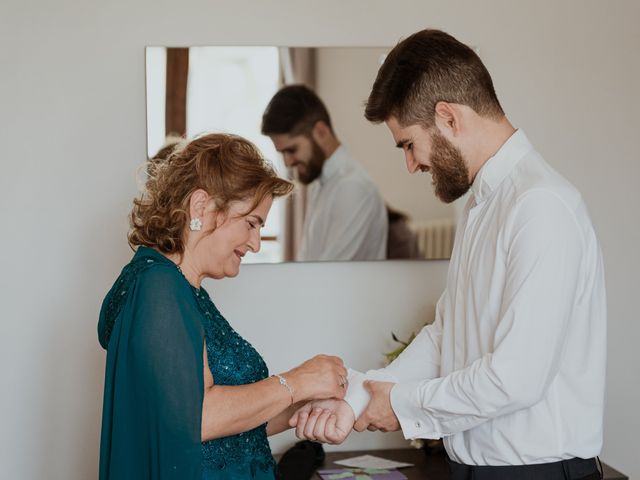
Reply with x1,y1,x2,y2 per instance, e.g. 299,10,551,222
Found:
160,249,202,289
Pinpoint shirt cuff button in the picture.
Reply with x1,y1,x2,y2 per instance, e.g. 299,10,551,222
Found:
415,421,421,428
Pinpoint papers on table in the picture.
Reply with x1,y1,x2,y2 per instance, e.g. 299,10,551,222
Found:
317,468,407,480
332,454,414,470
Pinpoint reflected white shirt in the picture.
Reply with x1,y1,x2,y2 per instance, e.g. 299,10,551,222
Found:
297,145,387,261
346,130,606,465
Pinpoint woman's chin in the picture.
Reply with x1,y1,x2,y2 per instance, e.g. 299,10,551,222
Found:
208,268,235,280
224,264,241,278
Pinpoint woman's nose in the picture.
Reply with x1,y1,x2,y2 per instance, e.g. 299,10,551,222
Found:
247,229,261,253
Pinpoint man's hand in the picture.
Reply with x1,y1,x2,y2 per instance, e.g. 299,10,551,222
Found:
353,381,400,433
288,399,355,444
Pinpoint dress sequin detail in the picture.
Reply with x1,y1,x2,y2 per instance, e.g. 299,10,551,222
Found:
191,287,275,474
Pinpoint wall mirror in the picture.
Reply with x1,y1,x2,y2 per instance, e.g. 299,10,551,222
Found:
146,46,459,264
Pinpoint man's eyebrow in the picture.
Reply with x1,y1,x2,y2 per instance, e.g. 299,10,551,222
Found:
396,138,411,148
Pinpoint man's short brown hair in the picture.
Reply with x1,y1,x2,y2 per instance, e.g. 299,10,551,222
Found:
365,29,504,127
261,85,333,136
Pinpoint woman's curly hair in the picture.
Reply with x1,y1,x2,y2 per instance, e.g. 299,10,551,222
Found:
128,133,293,254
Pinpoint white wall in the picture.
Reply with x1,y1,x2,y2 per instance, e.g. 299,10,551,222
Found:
1,1,638,479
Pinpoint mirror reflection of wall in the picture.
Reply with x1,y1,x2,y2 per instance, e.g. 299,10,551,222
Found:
146,46,459,264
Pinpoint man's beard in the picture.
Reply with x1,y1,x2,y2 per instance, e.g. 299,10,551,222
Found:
297,139,325,185
428,130,471,203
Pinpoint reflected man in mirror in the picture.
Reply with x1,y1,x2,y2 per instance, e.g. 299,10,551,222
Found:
262,85,388,261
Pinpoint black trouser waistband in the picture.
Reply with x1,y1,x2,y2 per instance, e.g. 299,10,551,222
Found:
447,457,601,480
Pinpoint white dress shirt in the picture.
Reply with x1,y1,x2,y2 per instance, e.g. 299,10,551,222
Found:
346,130,606,465
297,145,388,261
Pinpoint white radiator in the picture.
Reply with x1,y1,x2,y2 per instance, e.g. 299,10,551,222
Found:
410,218,456,259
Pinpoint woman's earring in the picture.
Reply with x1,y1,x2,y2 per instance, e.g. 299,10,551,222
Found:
189,217,203,231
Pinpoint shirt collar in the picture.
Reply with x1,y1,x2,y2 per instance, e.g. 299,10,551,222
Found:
318,144,349,185
470,129,533,204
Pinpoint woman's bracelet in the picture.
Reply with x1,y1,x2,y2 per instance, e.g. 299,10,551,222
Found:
272,373,294,404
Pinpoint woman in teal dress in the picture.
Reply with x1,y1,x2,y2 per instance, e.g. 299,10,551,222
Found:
98,133,349,480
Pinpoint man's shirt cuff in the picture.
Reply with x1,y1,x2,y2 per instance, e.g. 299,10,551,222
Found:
390,380,442,440
344,369,370,419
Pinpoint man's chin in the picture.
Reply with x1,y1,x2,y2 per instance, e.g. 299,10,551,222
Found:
437,195,457,204
434,186,470,204
298,173,320,185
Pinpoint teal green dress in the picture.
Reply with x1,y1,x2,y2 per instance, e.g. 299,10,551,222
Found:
98,247,277,480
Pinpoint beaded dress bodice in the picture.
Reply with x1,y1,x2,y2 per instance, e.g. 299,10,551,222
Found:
190,286,276,476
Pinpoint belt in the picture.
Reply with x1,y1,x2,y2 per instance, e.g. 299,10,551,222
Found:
447,456,601,480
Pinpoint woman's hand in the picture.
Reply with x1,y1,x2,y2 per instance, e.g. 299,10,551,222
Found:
284,355,348,402
289,399,355,444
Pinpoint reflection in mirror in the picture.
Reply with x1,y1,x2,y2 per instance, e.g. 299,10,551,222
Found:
146,47,458,264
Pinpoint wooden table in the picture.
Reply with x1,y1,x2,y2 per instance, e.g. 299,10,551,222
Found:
312,449,627,479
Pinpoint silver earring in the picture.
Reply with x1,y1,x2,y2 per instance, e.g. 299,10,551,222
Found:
189,217,202,231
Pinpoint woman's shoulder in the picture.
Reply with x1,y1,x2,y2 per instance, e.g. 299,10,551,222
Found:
128,247,187,288
98,248,193,348
135,259,183,287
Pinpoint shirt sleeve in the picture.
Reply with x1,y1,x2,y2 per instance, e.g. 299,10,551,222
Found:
344,294,445,418
99,265,204,479
391,190,584,439
312,180,386,261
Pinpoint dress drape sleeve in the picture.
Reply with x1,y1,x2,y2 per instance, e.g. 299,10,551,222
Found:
99,263,204,480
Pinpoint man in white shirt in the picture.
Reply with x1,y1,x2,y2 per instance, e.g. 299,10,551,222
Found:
290,29,606,480
262,85,388,261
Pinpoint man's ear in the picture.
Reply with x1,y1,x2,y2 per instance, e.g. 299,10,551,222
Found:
310,120,331,144
434,101,463,138
189,189,210,223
